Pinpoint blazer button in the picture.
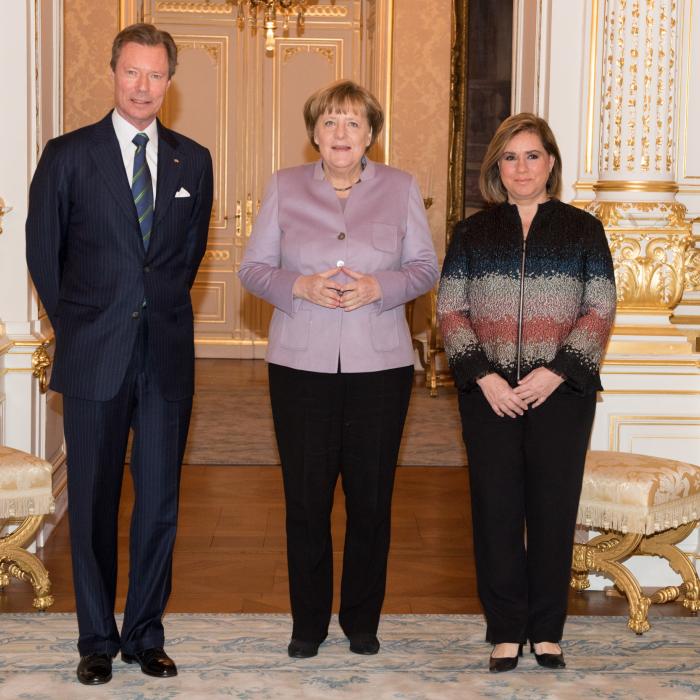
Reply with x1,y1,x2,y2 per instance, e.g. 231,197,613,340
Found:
144,265,151,273
337,232,346,240
131,311,140,319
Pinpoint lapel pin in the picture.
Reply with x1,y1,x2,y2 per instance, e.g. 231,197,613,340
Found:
173,158,180,164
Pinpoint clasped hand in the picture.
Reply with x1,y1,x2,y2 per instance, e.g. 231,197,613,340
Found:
292,267,381,311
477,367,564,418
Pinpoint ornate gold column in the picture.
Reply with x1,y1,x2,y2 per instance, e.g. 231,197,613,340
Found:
586,0,695,354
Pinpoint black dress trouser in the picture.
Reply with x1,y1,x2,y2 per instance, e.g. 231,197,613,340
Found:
268,362,414,644
63,319,192,656
458,386,596,644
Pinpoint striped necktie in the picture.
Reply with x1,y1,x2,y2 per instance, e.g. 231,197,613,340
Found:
132,133,153,251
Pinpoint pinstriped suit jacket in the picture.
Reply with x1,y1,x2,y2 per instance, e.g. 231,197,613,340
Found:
26,112,213,401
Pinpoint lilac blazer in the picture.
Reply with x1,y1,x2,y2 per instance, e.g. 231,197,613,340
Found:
238,159,439,374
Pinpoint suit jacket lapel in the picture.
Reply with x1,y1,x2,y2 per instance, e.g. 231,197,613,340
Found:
89,113,139,227
155,122,181,228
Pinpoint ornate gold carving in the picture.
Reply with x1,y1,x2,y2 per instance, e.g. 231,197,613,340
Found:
156,1,234,13
571,520,700,634
177,40,220,64
0,516,54,610
607,229,692,309
203,249,231,262
31,341,52,394
282,44,335,64
588,200,687,227
305,6,349,18
684,245,700,291
0,196,12,235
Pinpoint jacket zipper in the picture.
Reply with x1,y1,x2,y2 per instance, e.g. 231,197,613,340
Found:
515,236,527,382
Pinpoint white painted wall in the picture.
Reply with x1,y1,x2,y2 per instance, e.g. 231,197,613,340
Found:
0,1,67,538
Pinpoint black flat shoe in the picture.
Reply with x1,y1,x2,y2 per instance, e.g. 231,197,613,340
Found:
348,634,380,655
489,643,523,673
76,653,113,685
530,642,566,669
287,638,320,658
121,647,178,677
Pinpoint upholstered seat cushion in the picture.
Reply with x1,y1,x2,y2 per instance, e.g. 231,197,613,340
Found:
0,445,54,518
577,450,700,535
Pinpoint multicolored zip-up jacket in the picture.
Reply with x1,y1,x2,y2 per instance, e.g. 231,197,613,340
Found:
437,199,616,394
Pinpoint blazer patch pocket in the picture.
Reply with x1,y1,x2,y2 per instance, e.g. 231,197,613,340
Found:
371,223,399,253
281,309,312,350
369,310,400,351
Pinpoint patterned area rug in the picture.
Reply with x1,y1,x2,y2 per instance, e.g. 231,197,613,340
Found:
1,613,699,699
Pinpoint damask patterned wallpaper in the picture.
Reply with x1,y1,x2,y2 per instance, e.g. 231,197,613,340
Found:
391,0,451,258
63,0,119,132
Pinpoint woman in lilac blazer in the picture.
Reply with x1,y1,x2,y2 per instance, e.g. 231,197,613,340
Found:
239,80,438,659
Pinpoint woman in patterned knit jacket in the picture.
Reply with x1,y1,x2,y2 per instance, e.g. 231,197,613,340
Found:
437,113,616,673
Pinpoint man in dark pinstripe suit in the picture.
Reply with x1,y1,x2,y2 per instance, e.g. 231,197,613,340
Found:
26,24,213,685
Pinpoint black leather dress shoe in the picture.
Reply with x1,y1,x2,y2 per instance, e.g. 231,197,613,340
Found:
121,647,178,677
489,643,523,673
530,642,566,669
287,638,320,658
348,634,380,655
76,653,113,685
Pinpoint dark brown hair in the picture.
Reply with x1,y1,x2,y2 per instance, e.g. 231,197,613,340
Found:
110,23,178,78
479,112,563,203
303,80,384,152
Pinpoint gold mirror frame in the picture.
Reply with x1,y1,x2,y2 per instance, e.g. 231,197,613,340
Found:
446,0,468,246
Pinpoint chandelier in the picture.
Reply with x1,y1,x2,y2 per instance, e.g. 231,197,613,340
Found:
235,1,310,53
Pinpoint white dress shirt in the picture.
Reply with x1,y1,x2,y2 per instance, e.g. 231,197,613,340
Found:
112,110,159,207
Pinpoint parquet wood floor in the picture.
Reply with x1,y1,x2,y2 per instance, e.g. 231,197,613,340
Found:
0,361,691,620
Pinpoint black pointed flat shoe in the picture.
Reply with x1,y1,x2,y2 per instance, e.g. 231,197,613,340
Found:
348,633,380,655
530,642,566,669
287,638,320,658
121,647,178,677
489,643,523,673
77,653,113,685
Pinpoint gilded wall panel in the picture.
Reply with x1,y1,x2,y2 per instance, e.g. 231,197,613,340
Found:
63,0,119,132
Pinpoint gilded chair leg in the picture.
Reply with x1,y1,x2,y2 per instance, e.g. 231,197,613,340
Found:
0,560,10,588
0,548,54,610
578,532,651,633
570,543,592,591
638,521,700,614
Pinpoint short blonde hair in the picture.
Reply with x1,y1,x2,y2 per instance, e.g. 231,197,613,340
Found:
303,80,384,152
479,112,563,203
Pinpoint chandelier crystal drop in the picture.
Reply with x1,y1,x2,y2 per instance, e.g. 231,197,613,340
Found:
235,1,309,53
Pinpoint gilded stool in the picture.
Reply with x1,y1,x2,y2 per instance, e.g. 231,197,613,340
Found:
0,445,55,608
571,450,700,633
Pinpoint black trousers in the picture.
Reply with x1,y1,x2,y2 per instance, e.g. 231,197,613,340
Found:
63,320,192,656
458,387,596,644
268,362,414,643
